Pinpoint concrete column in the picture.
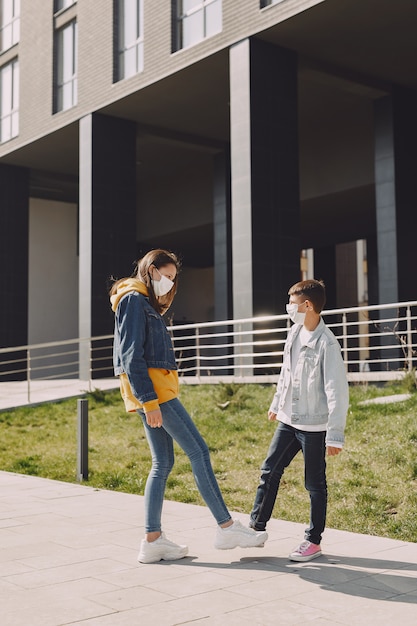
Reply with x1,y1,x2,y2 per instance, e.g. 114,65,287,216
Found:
229,39,300,320
79,113,137,379
230,38,253,321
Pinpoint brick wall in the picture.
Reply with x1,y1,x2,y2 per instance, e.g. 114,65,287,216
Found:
0,0,321,157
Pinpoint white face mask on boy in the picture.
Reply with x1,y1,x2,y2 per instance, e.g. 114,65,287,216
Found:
286,302,307,325
151,267,174,297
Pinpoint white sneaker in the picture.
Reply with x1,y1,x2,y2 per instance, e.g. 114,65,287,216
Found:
138,532,188,564
214,519,268,550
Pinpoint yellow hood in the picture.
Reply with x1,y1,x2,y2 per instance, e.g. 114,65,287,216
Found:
110,278,148,312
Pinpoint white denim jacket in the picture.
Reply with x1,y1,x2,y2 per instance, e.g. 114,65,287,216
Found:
270,318,349,447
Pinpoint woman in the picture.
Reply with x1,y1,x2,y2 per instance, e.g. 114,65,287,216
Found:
110,249,267,563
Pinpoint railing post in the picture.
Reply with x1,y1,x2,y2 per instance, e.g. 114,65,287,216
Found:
236,322,242,377
406,306,412,372
77,398,89,481
27,347,31,404
89,339,93,393
342,312,348,370
195,327,200,378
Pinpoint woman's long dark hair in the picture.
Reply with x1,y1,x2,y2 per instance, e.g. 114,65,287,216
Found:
110,249,180,315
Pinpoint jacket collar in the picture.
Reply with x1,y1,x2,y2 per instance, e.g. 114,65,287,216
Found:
289,317,325,349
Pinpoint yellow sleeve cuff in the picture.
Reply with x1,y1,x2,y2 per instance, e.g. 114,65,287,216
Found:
142,399,160,413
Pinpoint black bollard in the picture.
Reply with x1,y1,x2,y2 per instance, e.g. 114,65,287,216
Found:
77,398,89,481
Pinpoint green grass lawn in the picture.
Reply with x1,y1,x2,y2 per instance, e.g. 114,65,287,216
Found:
1,380,416,542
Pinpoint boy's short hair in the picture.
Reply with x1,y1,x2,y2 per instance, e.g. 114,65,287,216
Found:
288,279,326,313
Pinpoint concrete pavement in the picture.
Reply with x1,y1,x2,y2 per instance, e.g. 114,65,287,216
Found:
1,471,417,626
0,379,119,411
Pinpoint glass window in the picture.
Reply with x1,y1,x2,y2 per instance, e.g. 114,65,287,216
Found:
54,0,76,12
115,0,144,81
174,0,222,51
54,20,77,113
260,0,285,8
0,0,20,52
0,58,19,143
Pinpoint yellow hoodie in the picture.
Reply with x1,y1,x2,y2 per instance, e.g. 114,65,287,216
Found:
111,278,179,413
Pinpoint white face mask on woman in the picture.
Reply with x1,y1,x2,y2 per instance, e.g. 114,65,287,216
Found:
286,302,307,325
152,267,174,297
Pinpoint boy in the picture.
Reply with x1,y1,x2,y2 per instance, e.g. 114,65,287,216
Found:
250,280,349,561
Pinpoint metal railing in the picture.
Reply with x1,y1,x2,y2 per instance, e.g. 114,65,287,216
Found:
0,336,115,408
0,301,416,407
169,301,417,383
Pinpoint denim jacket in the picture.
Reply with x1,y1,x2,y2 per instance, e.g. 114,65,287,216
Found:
113,290,177,405
270,318,349,446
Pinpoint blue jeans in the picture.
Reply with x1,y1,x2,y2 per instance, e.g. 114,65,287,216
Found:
250,422,327,545
139,398,232,533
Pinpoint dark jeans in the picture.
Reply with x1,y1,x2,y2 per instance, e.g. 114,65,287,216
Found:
250,421,327,545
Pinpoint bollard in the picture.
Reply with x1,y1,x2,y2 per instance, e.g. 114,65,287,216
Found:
77,398,89,481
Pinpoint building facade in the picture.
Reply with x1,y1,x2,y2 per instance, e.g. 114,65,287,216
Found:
0,0,416,355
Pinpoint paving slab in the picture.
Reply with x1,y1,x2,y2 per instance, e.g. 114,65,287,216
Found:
0,379,119,411
358,393,412,406
0,471,416,626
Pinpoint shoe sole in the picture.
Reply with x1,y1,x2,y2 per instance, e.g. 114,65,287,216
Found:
289,550,322,562
138,548,188,564
214,539,267,550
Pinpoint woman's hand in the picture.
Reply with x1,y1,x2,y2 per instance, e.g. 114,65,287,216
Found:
268,411,278,421
145,409,163,428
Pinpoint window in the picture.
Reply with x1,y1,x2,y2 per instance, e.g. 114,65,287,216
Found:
0,0,20,52
54,0,76,12
0,58,19,142
54,20,77,113
260,0,286,7
173,0,222,52
115,0,143,81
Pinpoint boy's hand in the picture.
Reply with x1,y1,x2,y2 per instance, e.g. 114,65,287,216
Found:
327,446,342,456
268,411,278,421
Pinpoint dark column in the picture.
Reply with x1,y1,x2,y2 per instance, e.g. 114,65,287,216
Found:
213,151,232,373
373,89,417,370
366,234,379,306
366,234,381,371
374,96,398,304
314,246,337,310
229,39,300,320
374,89,417,304
213,151,231,321
0,165,29,379
250,39,300,316
91,114,137,335
79,113,137,377
392,89,417,303
335,241,358,308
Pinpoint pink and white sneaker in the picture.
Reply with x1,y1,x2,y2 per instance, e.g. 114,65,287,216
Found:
289,540,322,562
